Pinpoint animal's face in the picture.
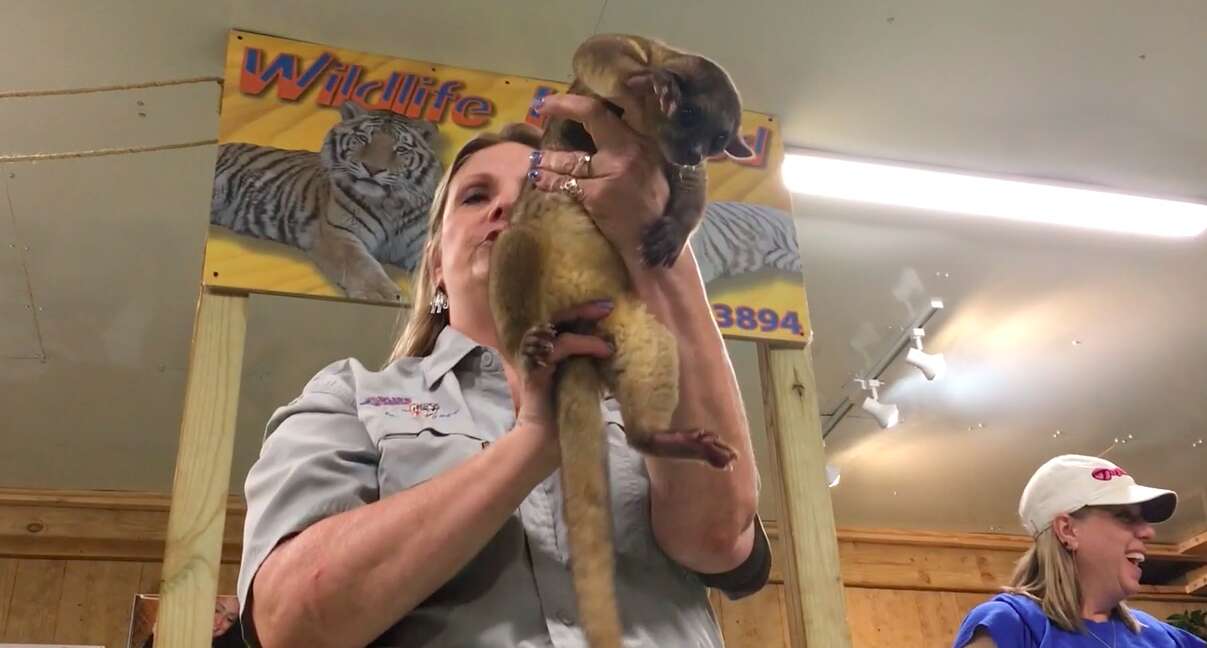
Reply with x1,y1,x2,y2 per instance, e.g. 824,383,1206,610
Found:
322,102,438,198
642,58,754,167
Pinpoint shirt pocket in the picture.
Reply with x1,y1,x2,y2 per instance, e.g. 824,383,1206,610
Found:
372,419,490,496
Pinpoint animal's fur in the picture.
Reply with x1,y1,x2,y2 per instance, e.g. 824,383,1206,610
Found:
488,33,749,647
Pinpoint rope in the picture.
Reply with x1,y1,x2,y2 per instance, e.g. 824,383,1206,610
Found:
0,139,217,163
0,76,222,100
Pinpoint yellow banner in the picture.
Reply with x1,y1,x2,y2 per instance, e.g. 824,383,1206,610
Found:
204,29,809,344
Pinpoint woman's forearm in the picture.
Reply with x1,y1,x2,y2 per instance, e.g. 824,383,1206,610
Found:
627,246,760,573
250,423,558,648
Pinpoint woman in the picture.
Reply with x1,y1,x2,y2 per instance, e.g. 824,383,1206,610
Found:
236,94,769,648
954,454,1204,647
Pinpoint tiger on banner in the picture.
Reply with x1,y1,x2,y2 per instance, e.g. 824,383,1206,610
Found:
203,29,809,344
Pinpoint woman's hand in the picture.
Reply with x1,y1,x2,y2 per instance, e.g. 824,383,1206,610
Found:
513,299,615,440
526,94,670,270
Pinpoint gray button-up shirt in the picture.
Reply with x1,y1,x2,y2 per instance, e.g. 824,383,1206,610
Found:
238,326,769,647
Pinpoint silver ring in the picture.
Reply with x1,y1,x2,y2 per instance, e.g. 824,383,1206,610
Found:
581,153,592,177
673,160,702,182
560,177,585,202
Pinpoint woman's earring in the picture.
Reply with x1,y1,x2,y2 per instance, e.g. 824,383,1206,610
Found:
430,287,448,315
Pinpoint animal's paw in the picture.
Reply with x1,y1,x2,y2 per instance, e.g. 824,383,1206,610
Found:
639,218,685,268
345,282,402,303
640,429,739,470
520,322,557,374
345,282,405,302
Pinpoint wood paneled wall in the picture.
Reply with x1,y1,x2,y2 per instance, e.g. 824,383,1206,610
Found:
3,490,1204,647
711,583,1203,648
0,557,238,648
707,532,1207,648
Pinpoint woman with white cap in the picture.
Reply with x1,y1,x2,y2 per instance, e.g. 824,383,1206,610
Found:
954,454,1205,647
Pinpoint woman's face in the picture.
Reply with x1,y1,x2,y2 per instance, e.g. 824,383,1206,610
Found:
434,142,533,327
1070,504,1155,600
213,598,238,636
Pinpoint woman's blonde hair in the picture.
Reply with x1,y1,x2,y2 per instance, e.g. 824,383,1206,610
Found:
387,122,543,363
1005,507,1140,634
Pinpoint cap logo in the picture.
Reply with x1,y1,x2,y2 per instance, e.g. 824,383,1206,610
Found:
1092,467,1128,481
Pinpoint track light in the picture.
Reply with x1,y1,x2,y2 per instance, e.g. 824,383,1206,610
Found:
855,379,899,429
905,327,946,381
822,299,945,440
825,463,841,488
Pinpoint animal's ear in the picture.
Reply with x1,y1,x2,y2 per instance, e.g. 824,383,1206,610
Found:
652,69,681,118
625,69,680,117
413,118,439,143
724,133,755,160
340,100,367,122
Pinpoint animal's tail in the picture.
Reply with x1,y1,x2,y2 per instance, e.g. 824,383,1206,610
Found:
556,356,623,648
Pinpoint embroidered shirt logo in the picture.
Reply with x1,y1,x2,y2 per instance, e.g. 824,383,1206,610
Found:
361,396,447,418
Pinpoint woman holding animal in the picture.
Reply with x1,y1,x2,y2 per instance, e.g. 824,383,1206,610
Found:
236,89,770,647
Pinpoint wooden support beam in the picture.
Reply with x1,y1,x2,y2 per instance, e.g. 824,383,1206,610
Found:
1179,529,1207,556
759,344,852,648
1186,565,1207,595
155,290,248,648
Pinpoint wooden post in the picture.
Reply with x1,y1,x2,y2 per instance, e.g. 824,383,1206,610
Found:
157,290,248,648
758,343,852,648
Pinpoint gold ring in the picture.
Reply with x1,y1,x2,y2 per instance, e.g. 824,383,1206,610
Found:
560,177,585,202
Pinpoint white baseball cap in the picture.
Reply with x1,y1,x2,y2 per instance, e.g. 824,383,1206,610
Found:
1019,454,1178,537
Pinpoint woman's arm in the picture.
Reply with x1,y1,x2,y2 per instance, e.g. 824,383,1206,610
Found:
250,307,614,648
250,420,558,648
628,244,759,574
531,95,759,573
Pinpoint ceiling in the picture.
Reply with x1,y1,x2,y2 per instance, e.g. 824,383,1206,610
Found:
1,0,1204,542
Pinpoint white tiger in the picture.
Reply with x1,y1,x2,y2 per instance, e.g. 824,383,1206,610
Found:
692,201,802,285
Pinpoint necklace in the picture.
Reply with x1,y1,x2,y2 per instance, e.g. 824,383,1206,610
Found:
1085,619,1116,648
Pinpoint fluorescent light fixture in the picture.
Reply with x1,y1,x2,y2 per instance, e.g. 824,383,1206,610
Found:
782,152,1207,238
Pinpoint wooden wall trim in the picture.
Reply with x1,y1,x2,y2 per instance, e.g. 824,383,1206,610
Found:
763,521,1195,562
0,488,246,513
2,487,1204,604
836,580,1206,604
0,490,244,563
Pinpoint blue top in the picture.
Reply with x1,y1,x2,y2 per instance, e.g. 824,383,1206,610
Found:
953,593,1206,648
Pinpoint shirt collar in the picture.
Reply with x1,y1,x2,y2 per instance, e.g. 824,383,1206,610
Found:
420,326,486,389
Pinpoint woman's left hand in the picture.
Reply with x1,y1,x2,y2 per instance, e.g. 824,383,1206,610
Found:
526,94,670,269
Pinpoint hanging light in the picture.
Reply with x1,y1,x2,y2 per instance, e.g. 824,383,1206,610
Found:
905,327,947,381
855,378,899,429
